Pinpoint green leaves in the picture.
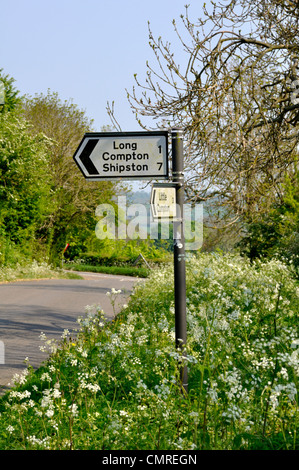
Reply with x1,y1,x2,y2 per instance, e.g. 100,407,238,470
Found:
239,170,299,273
0,109,52,247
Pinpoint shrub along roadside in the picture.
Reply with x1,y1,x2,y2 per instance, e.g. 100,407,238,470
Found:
0,253,298,450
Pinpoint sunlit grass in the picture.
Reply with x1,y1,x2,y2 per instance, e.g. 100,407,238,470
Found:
64,263,150,278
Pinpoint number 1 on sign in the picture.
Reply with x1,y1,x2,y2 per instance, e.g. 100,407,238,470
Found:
158,144,163,170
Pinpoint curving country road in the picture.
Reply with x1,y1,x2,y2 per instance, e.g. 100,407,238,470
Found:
0,272,141,393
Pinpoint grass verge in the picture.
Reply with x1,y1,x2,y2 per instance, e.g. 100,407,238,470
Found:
64,264,150,278
0,260,83,283
0,253,298,450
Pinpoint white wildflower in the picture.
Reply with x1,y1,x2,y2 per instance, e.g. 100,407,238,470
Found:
61,329,70,339
69,403,79,417
45,408,54,418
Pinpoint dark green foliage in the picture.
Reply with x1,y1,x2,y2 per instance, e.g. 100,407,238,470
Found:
0,73,117,266
239,171,299,275
0,69,22,112
0,84,52,262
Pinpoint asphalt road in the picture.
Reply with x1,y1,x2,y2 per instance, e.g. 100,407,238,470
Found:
0,272,141,393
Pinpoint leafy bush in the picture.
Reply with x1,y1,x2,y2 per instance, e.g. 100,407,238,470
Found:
70,252,168,268
239,171,299,277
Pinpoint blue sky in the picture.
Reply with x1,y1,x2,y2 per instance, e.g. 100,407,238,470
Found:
2,0,200,132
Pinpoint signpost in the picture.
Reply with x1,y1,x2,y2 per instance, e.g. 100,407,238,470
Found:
73,131,168,180
171,129,187,394
73,128,187,394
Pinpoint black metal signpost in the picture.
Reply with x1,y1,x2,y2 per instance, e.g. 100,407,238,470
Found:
171,129,188,394
73,128,188,394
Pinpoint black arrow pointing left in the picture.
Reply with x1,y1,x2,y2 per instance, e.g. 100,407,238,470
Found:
79,138,100,175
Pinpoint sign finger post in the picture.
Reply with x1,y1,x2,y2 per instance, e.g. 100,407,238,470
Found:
73,128,187,393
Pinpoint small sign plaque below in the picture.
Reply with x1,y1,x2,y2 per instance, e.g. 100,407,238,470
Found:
150,184,178,220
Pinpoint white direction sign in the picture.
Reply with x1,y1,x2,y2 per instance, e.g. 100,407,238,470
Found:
73,131,168,180
151,184,178,220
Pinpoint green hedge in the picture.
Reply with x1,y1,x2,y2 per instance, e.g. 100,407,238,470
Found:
72,252,170,268
65,264,150,278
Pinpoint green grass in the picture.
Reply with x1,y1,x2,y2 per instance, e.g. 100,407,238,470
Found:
0,253,298,450
64,263,150,278
0,260,83,283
